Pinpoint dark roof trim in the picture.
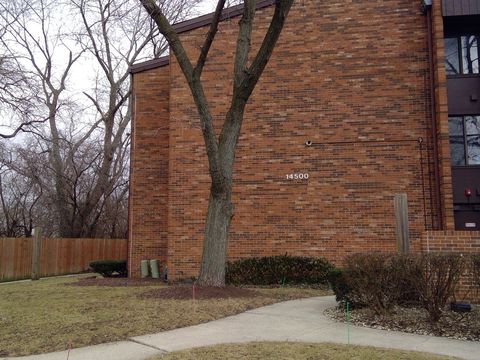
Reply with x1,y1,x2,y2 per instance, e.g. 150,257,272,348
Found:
442,0,480,16
174,0,275,33
130,55,169,74
130,0,275,74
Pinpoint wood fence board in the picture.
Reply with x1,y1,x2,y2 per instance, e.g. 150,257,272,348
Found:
0,237,127,282
19,237,32,279
0,239,8,280
74,239,81,272
1,239,15,280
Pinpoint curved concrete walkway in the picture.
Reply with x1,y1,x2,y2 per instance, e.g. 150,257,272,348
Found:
3,296,479,360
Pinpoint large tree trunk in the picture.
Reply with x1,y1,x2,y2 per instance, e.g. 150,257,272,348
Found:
197,104,240,287
198,188,233,286
140,0,295,287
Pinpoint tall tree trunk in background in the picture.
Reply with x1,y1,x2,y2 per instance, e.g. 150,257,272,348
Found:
44,55,81,237
70,0,200,237
141,0,294,286
48,106,73,237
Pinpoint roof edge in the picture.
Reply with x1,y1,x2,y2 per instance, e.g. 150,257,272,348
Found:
173,0,275,33
130,55,169,74
130,0,275,74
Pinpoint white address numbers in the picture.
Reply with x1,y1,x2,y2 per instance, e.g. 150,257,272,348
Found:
286,173,309,180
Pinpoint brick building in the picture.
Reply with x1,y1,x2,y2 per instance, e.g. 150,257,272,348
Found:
128,0,480,279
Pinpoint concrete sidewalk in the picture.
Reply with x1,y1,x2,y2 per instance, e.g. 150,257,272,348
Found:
3,296,479,360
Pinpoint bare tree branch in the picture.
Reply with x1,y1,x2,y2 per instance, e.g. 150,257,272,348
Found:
193,0,227,78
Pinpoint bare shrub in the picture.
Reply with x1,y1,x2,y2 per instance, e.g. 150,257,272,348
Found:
471,254,480,295
413,253,466,323
344,253,419,315
343,252,468,323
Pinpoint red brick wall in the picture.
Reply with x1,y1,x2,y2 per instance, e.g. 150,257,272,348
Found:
420,231,480,302
129,0,450,279
163,0,438,279
128,66,170,277
421,230,480,253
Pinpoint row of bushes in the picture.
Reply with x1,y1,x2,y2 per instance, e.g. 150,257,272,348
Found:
88,255,335,284
225,253,479,324
226,254,333,286
330,253,480,323
89,253,480,324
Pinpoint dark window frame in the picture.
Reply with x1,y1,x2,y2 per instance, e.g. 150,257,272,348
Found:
444,34,480,77
449,115,480,166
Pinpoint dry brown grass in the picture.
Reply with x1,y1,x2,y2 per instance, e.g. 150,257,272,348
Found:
153,342,460,360
0,275,328,356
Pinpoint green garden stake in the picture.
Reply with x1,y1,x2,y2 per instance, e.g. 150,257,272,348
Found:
281,276,286,286
345,301,350,345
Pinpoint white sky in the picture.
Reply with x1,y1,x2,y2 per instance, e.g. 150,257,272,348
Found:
0,0,219,133
196,0,217,14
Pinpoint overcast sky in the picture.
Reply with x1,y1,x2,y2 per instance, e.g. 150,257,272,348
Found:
197,0,217,14
0,0,222,133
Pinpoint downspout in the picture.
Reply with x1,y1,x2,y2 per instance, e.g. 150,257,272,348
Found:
423,1,444,230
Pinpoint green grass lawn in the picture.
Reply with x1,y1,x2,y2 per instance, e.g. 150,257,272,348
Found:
153,342,460,360
0,275,329,356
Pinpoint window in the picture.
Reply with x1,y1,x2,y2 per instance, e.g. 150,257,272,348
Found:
445,35,479,75
449,116,480,165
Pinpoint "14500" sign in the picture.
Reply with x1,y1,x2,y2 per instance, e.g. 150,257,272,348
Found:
286,173,309,180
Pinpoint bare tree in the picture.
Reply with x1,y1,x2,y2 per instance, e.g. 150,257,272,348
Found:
0,0,199,238
57,0,201,236
139,0,295,286
0,143,43,237
0,1,43,139
0,56,39,139
1,0,89,236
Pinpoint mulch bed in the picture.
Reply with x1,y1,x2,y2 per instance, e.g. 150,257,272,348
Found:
138,285,260,300
325,305,480,341
65,277,166,287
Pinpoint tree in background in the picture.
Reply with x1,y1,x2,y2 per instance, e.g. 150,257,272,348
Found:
0,0,200,237
140,0,295,286
0,155,40,237
0,1,43,139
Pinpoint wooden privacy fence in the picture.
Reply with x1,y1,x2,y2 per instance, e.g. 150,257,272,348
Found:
0,237,127,282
